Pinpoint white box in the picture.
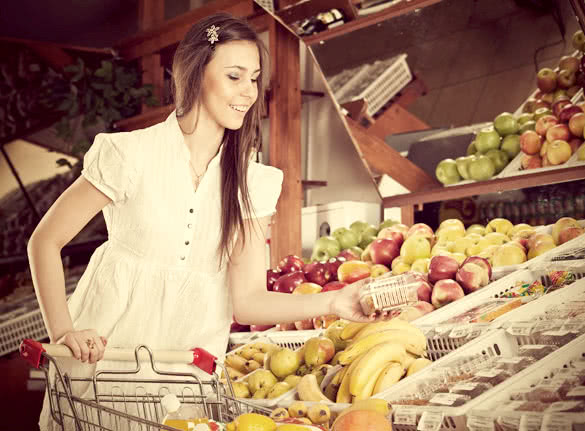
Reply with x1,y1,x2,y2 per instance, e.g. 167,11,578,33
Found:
301,200,381,258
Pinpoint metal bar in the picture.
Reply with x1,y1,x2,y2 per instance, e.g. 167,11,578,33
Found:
0,141,41,223
569,0,585,32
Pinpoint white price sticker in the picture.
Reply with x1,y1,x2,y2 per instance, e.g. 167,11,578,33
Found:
506,322,534,336
467,411,495,431
520,344,548,350
451,382,478,392
519,414,542,431
393,407,418,425
541,330,570,337
475,368,502,378
429,393,463,406
541,413,572,431
497,356,524,364
449,324,472,339
546,401,582,412
417,411,443,431
498,414,520,429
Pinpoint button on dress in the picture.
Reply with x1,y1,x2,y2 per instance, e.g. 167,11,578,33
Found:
39,111,283,430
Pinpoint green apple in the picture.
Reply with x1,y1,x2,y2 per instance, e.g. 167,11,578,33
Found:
400,234,431,264
311,236,340,261
501,134,521,159
435,159,461,185
358,225,378,249
332,227,359,250
411,258,430,273
349,220,370,235
577,143,585,160
572,30,585,51
517,113,534,125
466,224,486,236
378,219,399,231
533,107,553,120
455,156,474,180
493,112,519,136
485,149,510,174
468,155,496,181
475,128,501,153
519,121,536,133
467,141,478,155
349,246,364,256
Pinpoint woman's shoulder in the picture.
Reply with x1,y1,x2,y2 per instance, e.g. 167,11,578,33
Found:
247,161,283,181
98,120,168,150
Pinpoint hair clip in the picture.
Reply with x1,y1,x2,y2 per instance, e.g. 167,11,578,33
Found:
206,25,220,45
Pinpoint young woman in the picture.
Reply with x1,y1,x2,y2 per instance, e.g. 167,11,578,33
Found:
28,12,373,429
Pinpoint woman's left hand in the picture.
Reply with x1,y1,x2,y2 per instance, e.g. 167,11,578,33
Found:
328,279,384,323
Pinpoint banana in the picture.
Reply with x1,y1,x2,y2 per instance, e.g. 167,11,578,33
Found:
324,380,339,402
403,352,417,370
288,401,308,418
331,366,348,387
311,364,333,387
340,322,369,340
240,346,260,360
253,352,267,364
349,319,424,344
372,361,405,395
296,418,313,425
244,359,261,374
307,403,331,424
407,357,432,376
270,407,289,420
338,329,426,365
296,373,331,403
349,343,406,397
252,342,279,354
252,386,269,399
225,354,248,373
336,352,366,403
353,365,386,401
225,366,245,380
330,351,343,366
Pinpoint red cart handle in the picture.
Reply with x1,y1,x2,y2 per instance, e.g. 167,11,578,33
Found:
19,339,217,374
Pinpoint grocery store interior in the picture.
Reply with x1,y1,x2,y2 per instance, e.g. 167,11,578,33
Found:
1,0,585,429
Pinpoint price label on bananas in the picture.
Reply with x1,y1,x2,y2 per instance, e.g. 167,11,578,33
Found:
393,407,417,425
466,411,495,431
417,411,443,431
506,322,534,336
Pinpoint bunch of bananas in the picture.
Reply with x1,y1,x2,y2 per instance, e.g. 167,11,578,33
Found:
295,319,431,404
269,401,331,426
223,341,280,381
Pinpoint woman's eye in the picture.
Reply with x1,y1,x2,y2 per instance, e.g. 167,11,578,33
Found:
228,75,239,81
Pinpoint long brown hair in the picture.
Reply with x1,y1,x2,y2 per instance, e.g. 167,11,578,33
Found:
171,13,269,265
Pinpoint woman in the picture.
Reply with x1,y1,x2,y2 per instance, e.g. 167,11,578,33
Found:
28,12,373,429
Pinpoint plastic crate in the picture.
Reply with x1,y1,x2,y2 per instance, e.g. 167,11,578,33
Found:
468,333,585,430
228,328,322,351
376,329,585,430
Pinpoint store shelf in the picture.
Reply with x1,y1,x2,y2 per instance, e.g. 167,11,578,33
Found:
302,0,441,45
382,165,585,209
276,0,358,26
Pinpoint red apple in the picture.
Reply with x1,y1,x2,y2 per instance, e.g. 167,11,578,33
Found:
559,55,580,73
546,124,570,143
396,301,436,321
377,227,405,246
406,223,435,241
337,260,371,283
428,255,460,284
267,269,282,291
558,104,583,123
522,154,542,170
456,262,490,294
277,322,296,331
370,263,390,278
294,320,314,330
278,255,304,274
568,138,582,153
387,223,410,236
569,112,585,136
534,115,559,136
325,256,346,281
520,130,543,155
431,279,465,308
558,226,585,245
312,315,338,329
321,281,347,292
536,67,557,93
542,154,552,166
557,69,576,89
461,256,492,280
250,324,275,332
338,249,361,261
415,279,433,303
303,261,332,286
273,271,306,294
553,99,572,118
369,238,401,267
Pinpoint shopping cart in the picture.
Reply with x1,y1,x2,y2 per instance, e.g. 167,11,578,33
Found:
20,339,271,431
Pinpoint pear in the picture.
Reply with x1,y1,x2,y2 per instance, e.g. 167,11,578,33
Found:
284,374,302,388
231,381,250,398
269,348,301,378
247,369,277,394
267,381,292,399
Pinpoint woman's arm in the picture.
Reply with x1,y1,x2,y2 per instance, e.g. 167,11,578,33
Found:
27,176,111,358
228,216,372,325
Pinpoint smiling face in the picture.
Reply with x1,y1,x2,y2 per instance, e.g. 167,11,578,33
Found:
199,40,260,131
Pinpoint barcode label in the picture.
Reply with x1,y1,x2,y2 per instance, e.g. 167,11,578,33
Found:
498,356,523,364
475,368,502,378
498,414,520,429
467,411,495,431
449,324,472,338
429,393,461,406
506,322,534,336
452,382,479,392
417,411,443,431
394,407,418,425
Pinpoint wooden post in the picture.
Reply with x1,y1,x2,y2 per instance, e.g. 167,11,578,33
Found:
268,20,302,266
138,0,165,111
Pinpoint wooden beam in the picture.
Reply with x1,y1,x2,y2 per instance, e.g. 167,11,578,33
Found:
113,104,174,131
382,165,585,209
367,103,430,140
401,206,415,226
344,116,440,192
115,0,255,60
138,0,165,111
269,19,302,266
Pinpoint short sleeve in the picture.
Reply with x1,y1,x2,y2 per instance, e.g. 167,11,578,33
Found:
243,163,284,219
81,133,138,204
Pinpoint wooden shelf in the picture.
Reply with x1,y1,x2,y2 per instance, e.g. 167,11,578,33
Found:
277,0,358,26
302,0,441,45
382,166,585,209
302,180,327,189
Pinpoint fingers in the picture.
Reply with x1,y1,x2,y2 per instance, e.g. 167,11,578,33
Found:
56,330,107,363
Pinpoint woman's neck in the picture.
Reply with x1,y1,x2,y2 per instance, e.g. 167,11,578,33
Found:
178,109,225,170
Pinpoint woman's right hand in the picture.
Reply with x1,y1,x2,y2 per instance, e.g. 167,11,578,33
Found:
56,329,107,364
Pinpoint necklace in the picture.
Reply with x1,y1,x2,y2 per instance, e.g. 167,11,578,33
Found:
189,160,205,190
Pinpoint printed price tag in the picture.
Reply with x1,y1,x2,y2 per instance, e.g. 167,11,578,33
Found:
452,382,478,392
541,330,570,337
417,411,443,431
475,368,502,378
393,407,418,425
497,414,520,429
497,356,523,364
467,411,495,431
520,344,548,350
541,413,572,431
506,322,534,336
519,414,542,431
546,401,582,412
560,321,584,332
429,393,462,406
567,386,585,397
449,324,472,339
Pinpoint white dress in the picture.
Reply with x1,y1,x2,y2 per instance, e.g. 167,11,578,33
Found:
39,111,283,430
